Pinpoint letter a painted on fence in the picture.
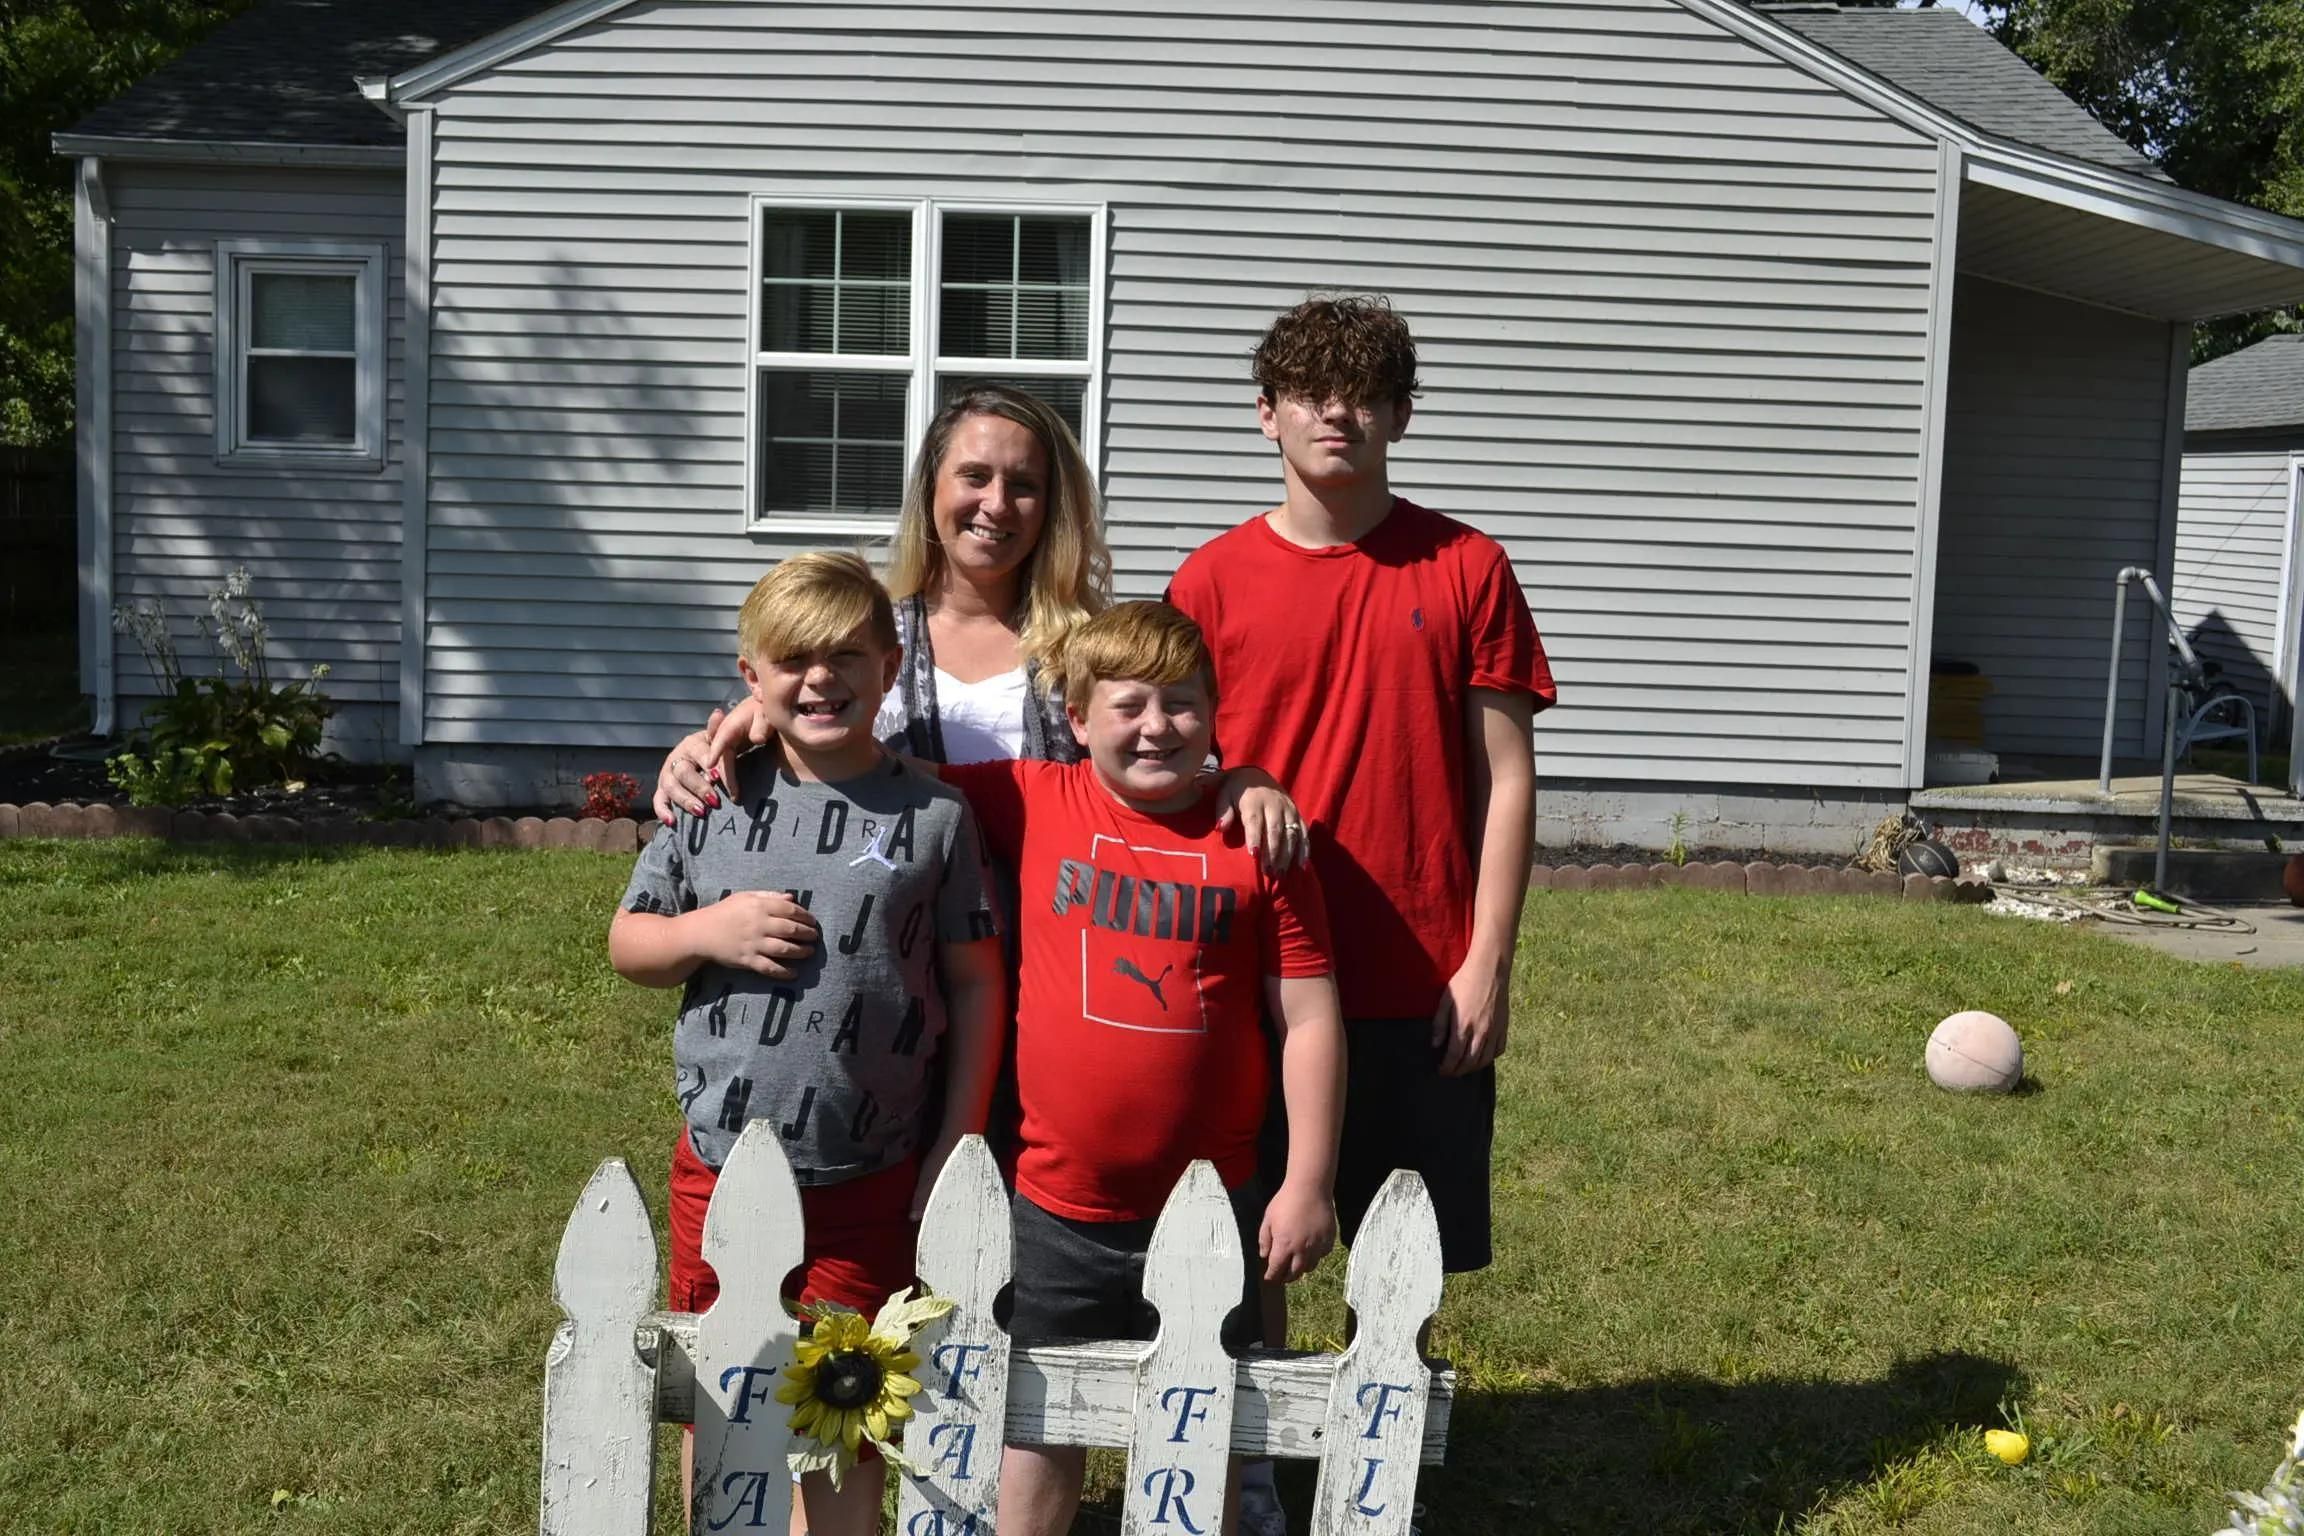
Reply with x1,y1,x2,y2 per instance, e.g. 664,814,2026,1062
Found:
1310,1171,1443,1534
896,1137,1011,1536
1122,1161,1238,1536
690,1123,806,1536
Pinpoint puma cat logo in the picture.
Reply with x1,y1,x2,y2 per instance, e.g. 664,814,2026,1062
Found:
1113,957,1175,1012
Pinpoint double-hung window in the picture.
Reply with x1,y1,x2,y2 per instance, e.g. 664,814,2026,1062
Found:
747,197,1103,531
212,240,388,468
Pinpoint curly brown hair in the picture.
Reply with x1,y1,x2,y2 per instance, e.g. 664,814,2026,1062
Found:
1251,295,1422,407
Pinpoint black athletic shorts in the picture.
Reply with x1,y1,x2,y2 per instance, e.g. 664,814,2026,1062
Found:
1003,1184,1265,1352
1259,1015,1495,1274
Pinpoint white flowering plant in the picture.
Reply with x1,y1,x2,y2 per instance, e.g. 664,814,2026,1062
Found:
107,567,333,801
2215,1412,2304,1536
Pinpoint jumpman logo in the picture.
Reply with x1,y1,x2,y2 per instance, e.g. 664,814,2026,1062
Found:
1112,957,1174,1012
848,825,897,871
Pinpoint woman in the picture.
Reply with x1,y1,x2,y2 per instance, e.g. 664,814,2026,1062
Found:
656,385,1101,816
654,383,1305,893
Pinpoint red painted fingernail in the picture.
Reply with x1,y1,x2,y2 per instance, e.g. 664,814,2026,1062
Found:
660,814,674,828
707,792,721,809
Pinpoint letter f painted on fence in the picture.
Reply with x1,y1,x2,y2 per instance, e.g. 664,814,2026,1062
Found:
719,1364,778,1425
1356,1380,1413,1439
1159,1384,1217,1444
930,1340,988,1400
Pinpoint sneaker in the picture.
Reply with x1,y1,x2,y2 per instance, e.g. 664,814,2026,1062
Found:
1237,1475,1287,1536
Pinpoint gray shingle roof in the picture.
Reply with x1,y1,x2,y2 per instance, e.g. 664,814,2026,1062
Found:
1761,3,2167,181
2186,333,2304,435
67,0,2171,184
65,0,543,148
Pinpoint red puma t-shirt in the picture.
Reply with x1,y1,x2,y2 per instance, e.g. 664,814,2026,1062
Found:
943,760,1332,1222
1167,499,1556,1021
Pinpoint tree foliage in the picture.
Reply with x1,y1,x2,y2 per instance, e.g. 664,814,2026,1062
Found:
0,1,257,445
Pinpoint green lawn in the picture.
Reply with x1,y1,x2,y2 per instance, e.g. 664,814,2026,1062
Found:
2,841,2300,1534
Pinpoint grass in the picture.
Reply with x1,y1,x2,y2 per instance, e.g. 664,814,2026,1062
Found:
3,842,2302,1534
0,628,88,746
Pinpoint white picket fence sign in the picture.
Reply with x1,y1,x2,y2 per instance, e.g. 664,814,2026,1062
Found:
541,1124,1453,1535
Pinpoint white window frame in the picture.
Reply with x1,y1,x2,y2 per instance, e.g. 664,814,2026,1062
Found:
744,195,1107,535
212,238,388,469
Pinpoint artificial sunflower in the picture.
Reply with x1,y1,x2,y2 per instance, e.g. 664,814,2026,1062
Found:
775,1285,955,1488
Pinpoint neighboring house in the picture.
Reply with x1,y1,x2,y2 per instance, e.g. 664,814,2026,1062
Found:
56,0,2304,842
2173,333,2304,792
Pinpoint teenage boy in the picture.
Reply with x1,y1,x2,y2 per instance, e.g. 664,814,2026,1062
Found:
608,551,1006,1536
928,600,1346,1536
1166,299,1555,1503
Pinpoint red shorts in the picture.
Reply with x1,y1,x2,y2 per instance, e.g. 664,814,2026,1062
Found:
667,1130,921,1319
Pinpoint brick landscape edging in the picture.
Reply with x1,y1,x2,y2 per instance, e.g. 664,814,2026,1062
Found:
0,803,1994,900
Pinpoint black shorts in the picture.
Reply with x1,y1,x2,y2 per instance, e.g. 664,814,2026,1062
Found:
1003,1185,1265,1353
1260,1016,1495,1274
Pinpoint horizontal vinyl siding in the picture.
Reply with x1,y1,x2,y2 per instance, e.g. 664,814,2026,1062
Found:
1931,277,2172,761
107,166,405,738
2172,438,2297,715
422,0,1940,784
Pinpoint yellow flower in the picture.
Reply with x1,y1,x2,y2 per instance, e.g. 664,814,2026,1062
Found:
775,1287,953,1490
1985,1429,2030,1465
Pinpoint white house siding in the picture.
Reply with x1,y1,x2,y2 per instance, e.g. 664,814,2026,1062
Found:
417,0,1940,788
1931,276,2174,761
106,164,405,753
2172,434,2296,719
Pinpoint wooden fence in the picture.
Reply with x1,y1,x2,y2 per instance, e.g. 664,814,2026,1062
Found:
542,1126,1453,1535
2,445,75,634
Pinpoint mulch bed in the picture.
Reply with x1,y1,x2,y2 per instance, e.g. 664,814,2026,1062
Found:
0,737,1996,900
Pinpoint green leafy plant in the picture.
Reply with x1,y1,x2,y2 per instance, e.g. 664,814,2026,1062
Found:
104,744,230,807
1667,810,1690,867
108,567,332,794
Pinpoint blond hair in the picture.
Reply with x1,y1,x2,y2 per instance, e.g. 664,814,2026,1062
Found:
884,384,1111,679
737,551,898,663
1054,601,1214,714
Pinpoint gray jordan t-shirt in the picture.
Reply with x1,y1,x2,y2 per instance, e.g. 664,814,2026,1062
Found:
621,750,999,1181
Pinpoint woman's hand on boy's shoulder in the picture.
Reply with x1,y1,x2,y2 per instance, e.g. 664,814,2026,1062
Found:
653,700,772,824
1214,768,1310,871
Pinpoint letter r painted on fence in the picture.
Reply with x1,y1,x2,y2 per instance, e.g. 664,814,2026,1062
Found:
926,1420,978,1480
719,1364,779,1425
1356,1380,1414,1440
1160,1384,1218,1444
930,1340,988,1400
1141,1466,1206,1534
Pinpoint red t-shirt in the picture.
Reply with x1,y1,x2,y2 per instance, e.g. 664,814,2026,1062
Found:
944,759,1333,1222
1167,499,1555,1021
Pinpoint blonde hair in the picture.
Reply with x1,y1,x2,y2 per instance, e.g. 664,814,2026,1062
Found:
1054,601,1215,714
737,551,898,663
884,385,1111,679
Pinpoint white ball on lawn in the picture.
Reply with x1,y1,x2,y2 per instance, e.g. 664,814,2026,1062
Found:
1926,1010,2025,1093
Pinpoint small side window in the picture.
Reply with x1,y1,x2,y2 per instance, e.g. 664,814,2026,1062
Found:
214,241,387,468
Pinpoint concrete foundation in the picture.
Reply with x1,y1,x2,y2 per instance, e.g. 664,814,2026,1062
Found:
1535,779,1909,859
416,743,667,811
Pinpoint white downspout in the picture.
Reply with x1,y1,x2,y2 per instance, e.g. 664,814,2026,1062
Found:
74,156,115,737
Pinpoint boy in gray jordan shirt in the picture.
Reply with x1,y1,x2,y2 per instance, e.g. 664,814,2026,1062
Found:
610,552,1004,1536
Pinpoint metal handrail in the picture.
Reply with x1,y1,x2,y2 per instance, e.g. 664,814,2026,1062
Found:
2097,567,2190,894
2098,567,2197,794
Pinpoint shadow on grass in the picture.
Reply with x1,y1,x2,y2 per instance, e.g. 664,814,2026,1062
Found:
1278,1350,2021,1536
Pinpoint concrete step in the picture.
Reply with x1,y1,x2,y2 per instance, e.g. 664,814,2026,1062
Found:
2090,845,2298,902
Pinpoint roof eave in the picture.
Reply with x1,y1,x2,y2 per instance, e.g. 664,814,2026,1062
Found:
1967,142,2304,273
379,0,629,104
50,132,405,168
